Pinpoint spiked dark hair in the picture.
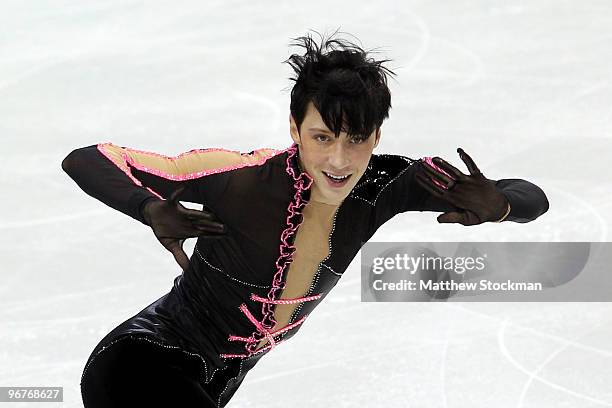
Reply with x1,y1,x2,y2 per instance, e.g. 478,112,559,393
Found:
283,28,396,141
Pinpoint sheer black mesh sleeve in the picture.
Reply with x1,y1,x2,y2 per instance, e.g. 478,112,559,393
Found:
379,156,549,223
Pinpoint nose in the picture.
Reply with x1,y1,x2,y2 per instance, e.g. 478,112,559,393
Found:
328,142,350,171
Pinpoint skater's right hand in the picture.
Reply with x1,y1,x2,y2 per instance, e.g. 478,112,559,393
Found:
141,186,226,272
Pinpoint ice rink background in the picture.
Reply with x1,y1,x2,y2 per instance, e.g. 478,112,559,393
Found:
1,0,612,407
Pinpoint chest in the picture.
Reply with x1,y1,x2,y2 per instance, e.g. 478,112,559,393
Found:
255,202,338,349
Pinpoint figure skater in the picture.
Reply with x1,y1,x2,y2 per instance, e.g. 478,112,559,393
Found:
62,29,549,407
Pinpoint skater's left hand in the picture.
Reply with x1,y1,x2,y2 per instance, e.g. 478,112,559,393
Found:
415,148,510,226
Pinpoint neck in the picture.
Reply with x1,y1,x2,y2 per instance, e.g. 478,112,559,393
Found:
309,184,343,206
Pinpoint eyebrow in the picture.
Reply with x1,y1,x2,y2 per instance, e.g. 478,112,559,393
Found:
307,127,333,133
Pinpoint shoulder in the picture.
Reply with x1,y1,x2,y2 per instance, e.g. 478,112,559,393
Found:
348,153,420,206
180,146,283,173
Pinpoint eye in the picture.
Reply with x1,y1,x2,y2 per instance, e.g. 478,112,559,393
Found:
350,138,364,144
315,134,329,142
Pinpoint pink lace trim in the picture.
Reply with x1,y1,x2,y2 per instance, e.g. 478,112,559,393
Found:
250,293,322,305
218,296,317,359
220,143,319,359
423,156,454,190
96,143,165,199
96,142,284,199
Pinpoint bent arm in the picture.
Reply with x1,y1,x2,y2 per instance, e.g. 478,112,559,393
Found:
409,165,549,223
378,158,549,224
61,142,278,225
492,178,549,223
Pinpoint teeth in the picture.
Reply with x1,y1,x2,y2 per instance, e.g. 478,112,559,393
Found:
324,171,350,180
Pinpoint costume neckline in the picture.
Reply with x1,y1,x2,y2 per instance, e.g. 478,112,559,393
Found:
308,199,341,207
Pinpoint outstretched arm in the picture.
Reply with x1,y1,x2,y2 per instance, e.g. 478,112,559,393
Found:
61,143,278,225
377,148,549,226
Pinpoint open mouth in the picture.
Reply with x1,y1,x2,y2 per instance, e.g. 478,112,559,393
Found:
322,171,352,187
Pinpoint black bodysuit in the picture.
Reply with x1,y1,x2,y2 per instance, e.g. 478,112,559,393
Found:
61,141,549,407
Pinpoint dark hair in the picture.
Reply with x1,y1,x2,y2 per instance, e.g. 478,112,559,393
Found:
283,28,396,141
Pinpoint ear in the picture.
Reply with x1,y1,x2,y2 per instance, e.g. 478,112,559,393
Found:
373,128,381,149
289,113,300,145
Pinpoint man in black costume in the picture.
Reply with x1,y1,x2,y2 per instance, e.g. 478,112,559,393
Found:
62,30,549,407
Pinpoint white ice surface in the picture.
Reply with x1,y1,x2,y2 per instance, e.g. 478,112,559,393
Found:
1,0,612,407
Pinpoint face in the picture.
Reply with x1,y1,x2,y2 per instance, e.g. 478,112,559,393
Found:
290,101,381,205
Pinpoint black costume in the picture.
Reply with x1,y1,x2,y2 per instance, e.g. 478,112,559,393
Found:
61,141,549,407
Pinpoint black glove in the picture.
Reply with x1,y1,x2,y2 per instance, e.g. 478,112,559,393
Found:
142,185,226,271
415,148,510,226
